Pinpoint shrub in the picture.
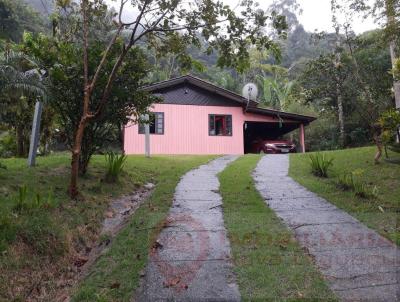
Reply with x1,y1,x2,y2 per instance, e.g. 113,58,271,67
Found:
336,173,354,191
0,133,16,157
105,152,127,182
309,152,334,177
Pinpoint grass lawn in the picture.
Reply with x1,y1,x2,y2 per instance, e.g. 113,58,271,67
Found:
71,154,216,301
0,153,215,301
219,155,337,301
290,146,400,245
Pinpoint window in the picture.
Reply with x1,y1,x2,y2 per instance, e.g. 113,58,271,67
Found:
209,114,232,136
139,112,164,134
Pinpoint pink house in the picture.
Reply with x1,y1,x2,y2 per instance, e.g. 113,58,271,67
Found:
124,75,315,155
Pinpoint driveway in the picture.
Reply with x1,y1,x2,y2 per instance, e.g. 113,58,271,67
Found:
253,154,399,302
135,156,240,301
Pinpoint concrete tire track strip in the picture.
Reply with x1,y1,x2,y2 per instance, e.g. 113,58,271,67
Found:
253,155,399,302
135,156,240,302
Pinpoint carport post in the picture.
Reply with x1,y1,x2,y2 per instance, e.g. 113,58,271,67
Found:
299,123,306,153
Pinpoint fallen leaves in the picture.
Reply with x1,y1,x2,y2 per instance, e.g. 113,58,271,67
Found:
162,277,188,290
151,239,163,253
73,256,88,267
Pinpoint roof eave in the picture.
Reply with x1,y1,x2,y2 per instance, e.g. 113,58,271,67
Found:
246,107,317,124
143,75,249,105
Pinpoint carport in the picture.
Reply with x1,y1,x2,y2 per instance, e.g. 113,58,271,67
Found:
243,107,315,154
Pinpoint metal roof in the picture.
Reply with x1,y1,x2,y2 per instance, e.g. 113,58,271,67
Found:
246,107,317,123
144,75,316,124
150,83,242,107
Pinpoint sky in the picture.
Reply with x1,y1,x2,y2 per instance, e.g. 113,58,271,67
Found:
106,0,378,34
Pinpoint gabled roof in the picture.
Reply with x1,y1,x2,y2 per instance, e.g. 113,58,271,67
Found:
143,74,255,106
143,75,316,124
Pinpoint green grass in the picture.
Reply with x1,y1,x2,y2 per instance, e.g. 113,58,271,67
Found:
0,153,215,301
219,155,337,301
290,146,400,245
71,154,216,301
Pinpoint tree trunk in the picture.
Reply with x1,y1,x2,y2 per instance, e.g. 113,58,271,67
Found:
68,0,91,198
68,115,89,198
334,26,345,147
78,152,90,176
16,125,24,157
386,0,400,109
337,87,345,147
385,0,400,142
119,124,125,155
389,41,400,109
78,131,95,176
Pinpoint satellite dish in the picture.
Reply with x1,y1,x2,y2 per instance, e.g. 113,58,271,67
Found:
242,83,258,101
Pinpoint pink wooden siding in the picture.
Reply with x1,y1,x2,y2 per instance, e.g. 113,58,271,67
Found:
124,104,296,155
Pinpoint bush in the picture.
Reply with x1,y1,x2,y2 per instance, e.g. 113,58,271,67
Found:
0,133,16,157
336,173,354,191
309,152,334,177
336,170,378,199
105,152,127,182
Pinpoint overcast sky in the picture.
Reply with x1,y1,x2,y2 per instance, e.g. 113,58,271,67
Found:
106,0,378,34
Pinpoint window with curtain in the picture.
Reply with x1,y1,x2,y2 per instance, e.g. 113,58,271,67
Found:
138,112,164,135
209,114,232,136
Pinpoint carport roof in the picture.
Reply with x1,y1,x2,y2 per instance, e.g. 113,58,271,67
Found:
143,75,316,124
246,107,316,124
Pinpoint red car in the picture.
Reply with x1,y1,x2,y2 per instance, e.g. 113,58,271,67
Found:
251,139,296,154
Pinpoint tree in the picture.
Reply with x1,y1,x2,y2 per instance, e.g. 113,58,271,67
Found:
61,0,287,198
299,27,393,149
267,0,302,32
331,1,348,147
379,109,400,154
0,47,47,156
300,53,355,146
22,29,155,175
0,0,47,42
345,0,399,108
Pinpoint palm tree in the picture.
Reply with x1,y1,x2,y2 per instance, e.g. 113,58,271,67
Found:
0,49,47,156
0,50,46,95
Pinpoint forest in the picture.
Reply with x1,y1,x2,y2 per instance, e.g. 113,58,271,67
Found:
1,0,399,152
1,0,399,161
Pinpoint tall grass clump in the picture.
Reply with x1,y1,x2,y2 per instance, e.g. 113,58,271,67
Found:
336,170,378,199
309,152,334,177
105,152,127,182
12,186,56,213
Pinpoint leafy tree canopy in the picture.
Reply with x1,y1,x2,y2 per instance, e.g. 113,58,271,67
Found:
0,0,47,42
